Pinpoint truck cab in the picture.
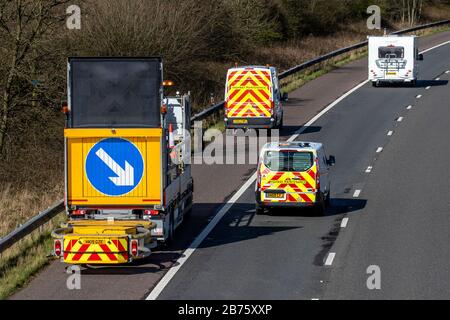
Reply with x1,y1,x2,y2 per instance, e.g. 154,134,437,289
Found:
224,66,284,130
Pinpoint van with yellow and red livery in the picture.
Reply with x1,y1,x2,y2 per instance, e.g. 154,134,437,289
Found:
255,142,335,215
224,65,286,130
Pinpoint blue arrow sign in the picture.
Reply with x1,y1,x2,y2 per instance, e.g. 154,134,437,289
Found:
85,138,144,196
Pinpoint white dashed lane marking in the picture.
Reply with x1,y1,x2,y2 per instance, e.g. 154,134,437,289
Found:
353,190,361,198
325,253,336,266
397,117,404,122
365,166,373,173
376,147,383,153
341,218,349,228
387,131,394,136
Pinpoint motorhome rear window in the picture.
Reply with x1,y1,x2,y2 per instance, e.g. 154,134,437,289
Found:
69,58,162,128
264,151,313,172
378,47,404,59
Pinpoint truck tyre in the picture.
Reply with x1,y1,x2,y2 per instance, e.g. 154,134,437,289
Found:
165,210,175,246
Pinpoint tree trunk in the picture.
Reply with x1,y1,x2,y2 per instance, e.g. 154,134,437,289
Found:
0,57,16,155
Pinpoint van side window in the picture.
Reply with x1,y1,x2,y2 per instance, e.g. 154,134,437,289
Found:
272,72,280,100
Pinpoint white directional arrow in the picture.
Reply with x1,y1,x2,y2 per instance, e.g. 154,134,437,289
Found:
95,148,134,187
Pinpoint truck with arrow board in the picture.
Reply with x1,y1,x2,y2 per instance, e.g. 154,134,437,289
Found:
52,57,194,265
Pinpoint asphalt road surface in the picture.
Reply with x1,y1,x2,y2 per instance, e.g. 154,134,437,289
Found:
11,30,450,300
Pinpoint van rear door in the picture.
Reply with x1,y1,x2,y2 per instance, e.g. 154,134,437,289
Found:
260,150,318,204
226,68,273,119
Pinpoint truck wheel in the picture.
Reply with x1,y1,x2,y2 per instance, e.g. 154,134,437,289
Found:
165,211,175,245
278,114,284,129
184,195,193,219
372,81,378,87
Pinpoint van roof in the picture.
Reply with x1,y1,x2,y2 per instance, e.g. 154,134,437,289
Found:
262,141,323,152
228,65,275,72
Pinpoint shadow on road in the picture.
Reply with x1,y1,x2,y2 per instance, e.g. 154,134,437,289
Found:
76,197,367,274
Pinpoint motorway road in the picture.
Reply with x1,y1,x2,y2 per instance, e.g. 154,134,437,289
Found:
12,31,450,300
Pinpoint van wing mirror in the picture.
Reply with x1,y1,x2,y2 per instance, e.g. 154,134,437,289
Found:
281,92,289,102
327,155,336,166
418,54,424,61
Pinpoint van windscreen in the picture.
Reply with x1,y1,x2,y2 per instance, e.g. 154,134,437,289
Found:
264,151,314,172
378,46,404,59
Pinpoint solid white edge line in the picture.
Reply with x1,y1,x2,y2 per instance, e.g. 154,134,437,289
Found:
145,38,450,300
341,218,349,228
325,253,336,266
146,173,257,300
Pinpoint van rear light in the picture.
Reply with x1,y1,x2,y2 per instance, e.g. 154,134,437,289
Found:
54,239,62,257
130,239,138,257
144,209,159,216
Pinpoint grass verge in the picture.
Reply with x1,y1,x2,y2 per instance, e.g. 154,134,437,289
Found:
0,213,66,300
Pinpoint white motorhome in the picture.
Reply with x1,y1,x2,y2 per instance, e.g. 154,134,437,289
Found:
368,35,423,86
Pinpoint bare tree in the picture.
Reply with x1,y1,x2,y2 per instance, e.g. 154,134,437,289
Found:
0,0,69,155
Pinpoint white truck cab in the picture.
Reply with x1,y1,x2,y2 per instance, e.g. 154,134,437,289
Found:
368,35,423,86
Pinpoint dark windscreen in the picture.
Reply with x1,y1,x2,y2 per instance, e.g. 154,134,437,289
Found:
378,47,404,59
264,151,314,172
69,58,161,128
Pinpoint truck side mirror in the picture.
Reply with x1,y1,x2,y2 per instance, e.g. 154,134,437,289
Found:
327,155,336,166
418,54,424,61
281,92,289,102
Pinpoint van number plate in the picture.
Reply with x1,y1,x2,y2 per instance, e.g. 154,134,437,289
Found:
386,72,397,75
233,119,248,124
265,193,285,199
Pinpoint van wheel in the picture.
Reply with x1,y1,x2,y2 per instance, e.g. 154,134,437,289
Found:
255,203,264,215
315,194,327,216
372,81,378,87
325,191,331,207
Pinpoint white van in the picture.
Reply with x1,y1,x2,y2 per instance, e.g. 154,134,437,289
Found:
368,35,423,86
255,142,335,215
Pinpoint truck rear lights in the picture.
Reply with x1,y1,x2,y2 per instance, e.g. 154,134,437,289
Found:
130,239,139,257
72,209,86,216
144,209,159,216
54,239,62,257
